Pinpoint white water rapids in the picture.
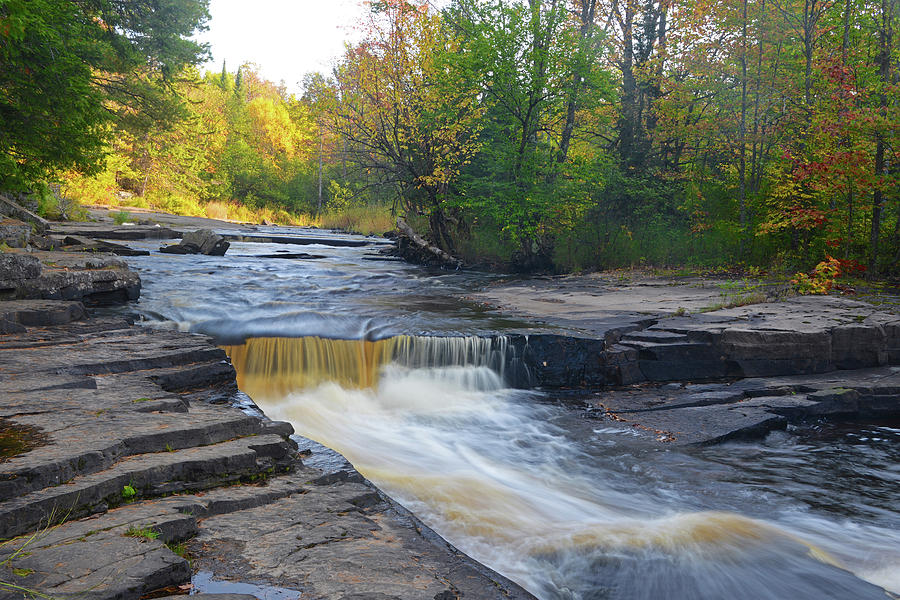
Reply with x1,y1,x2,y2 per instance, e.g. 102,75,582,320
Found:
119,233,900,599
247,361,900,600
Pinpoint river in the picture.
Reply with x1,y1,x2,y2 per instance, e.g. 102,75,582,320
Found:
117,228,899,600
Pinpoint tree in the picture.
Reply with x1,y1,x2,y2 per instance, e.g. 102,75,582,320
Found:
0,0,210,191
443,0,613,267
328,0,485,250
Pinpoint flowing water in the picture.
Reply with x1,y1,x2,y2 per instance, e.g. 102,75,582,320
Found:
119,230,900,600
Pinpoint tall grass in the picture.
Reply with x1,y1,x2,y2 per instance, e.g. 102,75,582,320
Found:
62,174,394,235
319,205,394,236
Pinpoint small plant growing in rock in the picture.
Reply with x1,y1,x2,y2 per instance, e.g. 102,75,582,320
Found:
112,211,132,225
121,484,137,500
124,526,159,540
166,541,192,563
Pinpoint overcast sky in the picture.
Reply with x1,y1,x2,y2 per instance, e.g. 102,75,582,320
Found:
195,0,367,92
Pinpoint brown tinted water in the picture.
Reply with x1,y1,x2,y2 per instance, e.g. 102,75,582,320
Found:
117,230,900,600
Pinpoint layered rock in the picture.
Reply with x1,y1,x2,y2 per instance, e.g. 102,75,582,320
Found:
0,218,30,248
0,251,140,305
0,316,533,600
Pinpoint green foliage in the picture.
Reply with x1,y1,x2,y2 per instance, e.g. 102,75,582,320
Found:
112,211,132,225
121,485,137,500
166,541,191,561
792,256,843,295
0,0,210,191
123,526,159,540
32,186,87,221
36,0,900,274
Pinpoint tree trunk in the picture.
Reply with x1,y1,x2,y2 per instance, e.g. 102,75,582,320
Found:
317,134,324,214
739,0,749,255
557,0,597,165
870,0,894,274
619,0,638,167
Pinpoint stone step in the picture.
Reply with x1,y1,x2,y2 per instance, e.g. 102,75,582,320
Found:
0,299,86,327
620,340,720,361
148,360,237,392
0,407,265,502
639,359,741,382
0,434,296,539
0,526,189,600
0,329,225,376
620,329,690,344
0,472,316,600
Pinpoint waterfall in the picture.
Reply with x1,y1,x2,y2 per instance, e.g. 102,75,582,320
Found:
224,335,512,399
223,333,899,600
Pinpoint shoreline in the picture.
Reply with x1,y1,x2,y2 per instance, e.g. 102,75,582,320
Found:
1,207,898,598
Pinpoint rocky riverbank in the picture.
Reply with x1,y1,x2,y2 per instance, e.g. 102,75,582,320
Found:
482,273,900,445
2,205,899,598
0,207,533,599
0,315,531,600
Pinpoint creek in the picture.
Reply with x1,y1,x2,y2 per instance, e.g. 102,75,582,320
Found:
118,229,899,600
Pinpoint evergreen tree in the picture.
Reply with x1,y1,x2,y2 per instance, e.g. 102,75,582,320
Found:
0,0,210,191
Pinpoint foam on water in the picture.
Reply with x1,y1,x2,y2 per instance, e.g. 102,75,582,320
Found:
245,357,899,599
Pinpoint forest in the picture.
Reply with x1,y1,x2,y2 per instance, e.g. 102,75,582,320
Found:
1,0,898,275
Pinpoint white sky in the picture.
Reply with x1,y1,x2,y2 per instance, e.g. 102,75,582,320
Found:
195,0,368,93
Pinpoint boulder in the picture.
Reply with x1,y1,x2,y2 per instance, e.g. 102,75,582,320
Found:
183,229,230,255
159,242,202,255
28,235,58,251
160,229,229,256
0,218,31,248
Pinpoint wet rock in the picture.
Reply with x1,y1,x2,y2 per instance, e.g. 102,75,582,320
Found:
591,366,900,445
182,229,230,256
160,229,230,256
61,235,151,257
224,233,377,247
243,252,327,260
159,242,202,254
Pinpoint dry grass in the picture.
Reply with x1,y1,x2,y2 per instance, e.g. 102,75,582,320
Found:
319,205,394,235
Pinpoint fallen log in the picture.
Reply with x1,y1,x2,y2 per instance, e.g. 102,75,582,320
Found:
394,217,462,269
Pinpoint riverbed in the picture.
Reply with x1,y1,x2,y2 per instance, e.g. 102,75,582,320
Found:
117,228,900,600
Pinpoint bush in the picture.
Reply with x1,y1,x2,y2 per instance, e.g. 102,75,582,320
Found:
112,211,131,225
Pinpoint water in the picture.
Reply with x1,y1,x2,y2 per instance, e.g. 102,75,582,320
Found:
116,228,900,599
120,229,539,341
